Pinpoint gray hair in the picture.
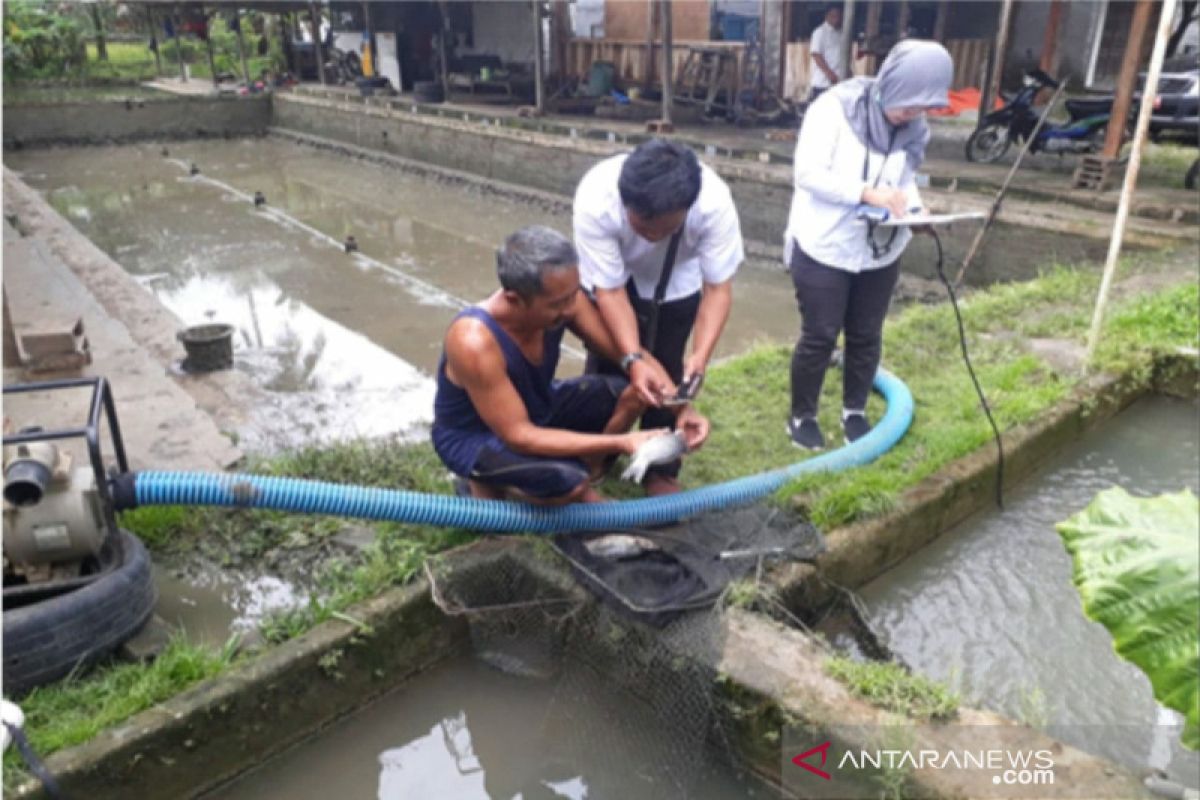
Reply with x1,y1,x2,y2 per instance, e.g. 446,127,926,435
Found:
496,225,578,298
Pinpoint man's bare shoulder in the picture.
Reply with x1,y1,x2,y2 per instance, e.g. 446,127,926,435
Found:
445,315,502,376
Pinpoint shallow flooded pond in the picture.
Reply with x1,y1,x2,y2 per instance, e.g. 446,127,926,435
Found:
205,655,764,800
5,139,800,449
859,395,1200,788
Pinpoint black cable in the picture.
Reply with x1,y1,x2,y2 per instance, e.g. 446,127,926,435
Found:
930,229,1005,509
5,721,66,799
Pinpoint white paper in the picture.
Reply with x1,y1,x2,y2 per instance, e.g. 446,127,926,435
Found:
878,211,987,227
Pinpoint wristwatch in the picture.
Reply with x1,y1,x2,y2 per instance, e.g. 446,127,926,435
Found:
619,351,643,374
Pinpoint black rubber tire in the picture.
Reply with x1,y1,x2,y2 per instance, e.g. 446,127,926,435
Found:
3,529,157,696
965,124,1012,164
413,79,445,104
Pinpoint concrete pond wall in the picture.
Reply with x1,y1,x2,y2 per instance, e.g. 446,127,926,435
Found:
3,96,270,148
8,538,1158,800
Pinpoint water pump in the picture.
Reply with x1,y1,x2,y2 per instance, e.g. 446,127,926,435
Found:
2,377,130,603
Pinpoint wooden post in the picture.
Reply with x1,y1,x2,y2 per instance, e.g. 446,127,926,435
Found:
233,6,251,84
778,0,793,96
283,12,296,77
974,0,1012,122
933,0,950,42
437,0,451,99
661,0,673,125
644,0,656,90
551,0,570,83
1101,0,1155,159
1086,0,1178,361
148,7,163,77
839,0,855,80
897,0,910,38
172,6,187,82
1039,0,1066,73
309,1,326,85
202,5,219,87
532,0,545,113
1036,0,1066,103
91,2,108,61
864,1,882,74
979,0,1014,121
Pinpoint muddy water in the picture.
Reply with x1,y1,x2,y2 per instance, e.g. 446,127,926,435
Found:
152,566,300,647
6,139,800,449
208,655,763,800
859,396,1200,787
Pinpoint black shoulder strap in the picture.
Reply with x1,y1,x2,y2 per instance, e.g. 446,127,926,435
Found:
653,226,685,306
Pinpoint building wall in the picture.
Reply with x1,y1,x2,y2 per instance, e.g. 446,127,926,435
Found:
1006,0,1103,90
604,0,711,41
458,1,536,65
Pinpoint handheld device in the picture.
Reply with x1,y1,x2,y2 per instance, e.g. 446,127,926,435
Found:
661,373,704,407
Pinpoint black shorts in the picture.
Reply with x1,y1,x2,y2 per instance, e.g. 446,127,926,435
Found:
468,374,625,498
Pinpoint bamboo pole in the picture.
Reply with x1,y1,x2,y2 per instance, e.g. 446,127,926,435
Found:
1086,0,1178,361
954,80,1069,287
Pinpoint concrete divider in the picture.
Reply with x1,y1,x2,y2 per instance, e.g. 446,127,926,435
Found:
3,96,270,148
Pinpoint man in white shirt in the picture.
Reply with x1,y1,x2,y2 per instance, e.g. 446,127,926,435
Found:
809,4,845,101
573,139,743,495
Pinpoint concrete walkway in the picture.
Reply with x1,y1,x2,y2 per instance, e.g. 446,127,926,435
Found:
3,170,243,473
294,84,1197,225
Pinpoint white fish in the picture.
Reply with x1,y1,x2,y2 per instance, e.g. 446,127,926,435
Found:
620,431,688,483
583,533,661,560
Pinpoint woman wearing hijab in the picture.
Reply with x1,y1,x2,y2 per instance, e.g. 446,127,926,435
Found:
784,40,953,450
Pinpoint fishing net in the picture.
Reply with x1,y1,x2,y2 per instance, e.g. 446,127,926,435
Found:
426,504,826,796
426,539,584,681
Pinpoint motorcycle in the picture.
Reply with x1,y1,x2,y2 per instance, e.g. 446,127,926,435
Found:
322,35,363,86
966,69,1125,163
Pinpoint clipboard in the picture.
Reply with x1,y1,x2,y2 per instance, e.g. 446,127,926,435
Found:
877,211,987,227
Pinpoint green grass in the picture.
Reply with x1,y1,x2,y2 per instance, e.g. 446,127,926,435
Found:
825,655,960,721
676,256,1197,529
3,635,239,793
0,438,476,781
1139,141,1200,189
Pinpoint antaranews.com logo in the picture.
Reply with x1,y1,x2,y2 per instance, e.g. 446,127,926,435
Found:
792,740,1055,788
784,722,1191,798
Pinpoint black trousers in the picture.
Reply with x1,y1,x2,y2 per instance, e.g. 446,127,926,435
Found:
789,244,899,419
586,282,702,479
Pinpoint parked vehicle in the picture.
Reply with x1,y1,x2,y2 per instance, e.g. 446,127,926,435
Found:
966,70,1123,163
324,42,363,85
1145,67,1199,142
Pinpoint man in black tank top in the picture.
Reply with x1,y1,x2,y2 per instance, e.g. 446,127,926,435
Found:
433,226,711,505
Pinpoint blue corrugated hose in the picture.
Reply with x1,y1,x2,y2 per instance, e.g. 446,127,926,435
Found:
128,369,912,533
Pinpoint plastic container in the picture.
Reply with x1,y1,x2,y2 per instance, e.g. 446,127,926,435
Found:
177,323,234,372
